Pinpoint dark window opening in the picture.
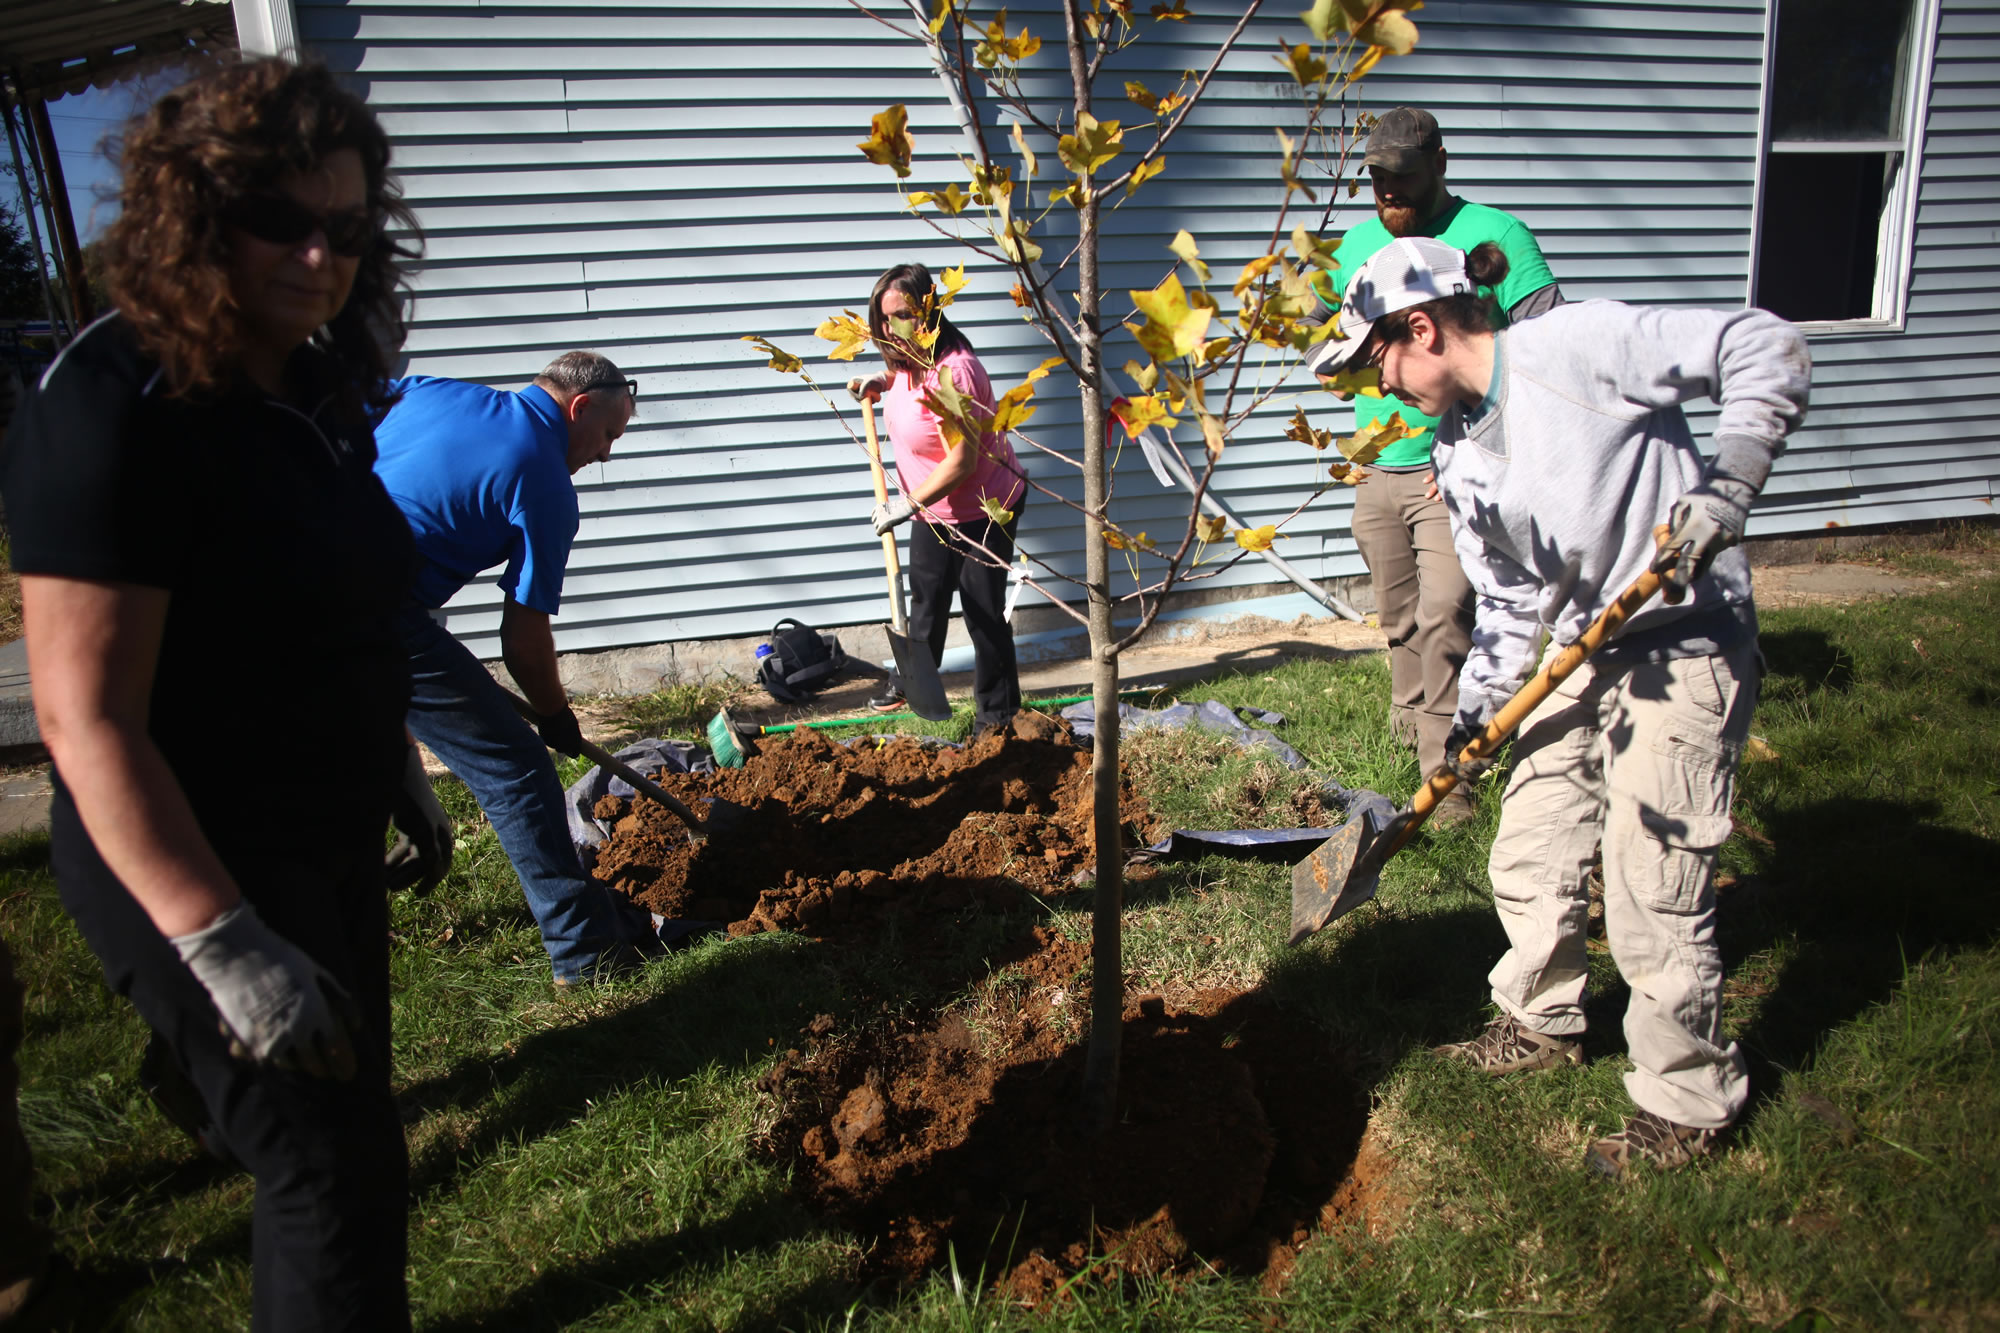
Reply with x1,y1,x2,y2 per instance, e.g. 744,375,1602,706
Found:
1755,153,1892,323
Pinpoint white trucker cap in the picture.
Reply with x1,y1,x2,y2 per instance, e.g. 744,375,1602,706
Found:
1305,235,1472,377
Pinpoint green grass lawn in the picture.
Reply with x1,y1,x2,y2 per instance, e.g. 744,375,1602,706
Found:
6,575,1998,1330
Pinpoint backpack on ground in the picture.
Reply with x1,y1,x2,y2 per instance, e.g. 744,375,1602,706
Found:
755,618,849,703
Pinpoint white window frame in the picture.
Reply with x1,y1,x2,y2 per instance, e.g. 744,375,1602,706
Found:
1745,0,1942,334
232,0,302,60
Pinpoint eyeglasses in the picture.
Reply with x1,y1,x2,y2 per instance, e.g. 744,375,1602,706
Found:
224,192,376,258
582,377,639,406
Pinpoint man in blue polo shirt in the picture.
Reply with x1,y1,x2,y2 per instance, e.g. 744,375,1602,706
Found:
373,350,637,986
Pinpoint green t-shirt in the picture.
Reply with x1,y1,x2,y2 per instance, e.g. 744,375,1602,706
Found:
1318,197,1556,468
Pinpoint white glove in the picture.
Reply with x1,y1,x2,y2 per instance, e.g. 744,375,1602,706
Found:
386,744,452,895
171,903,361,1080
1661,475,1755,603
871,496,915,535
847,372,892,403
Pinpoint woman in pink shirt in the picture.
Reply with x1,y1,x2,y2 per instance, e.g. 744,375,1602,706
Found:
853,263,1025,729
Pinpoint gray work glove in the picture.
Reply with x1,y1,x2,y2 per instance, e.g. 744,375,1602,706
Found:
534,705,585,758
171,903,361,1080
386,745,452,895
847,372,892,403
1660,475,1755,603
871,496,915,535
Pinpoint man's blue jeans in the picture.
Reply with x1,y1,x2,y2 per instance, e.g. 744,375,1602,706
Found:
396,608,628,982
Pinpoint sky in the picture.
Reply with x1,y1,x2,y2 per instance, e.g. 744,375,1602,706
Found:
7,73,186,252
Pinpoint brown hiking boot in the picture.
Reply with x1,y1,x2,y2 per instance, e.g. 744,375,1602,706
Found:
1586,1109,1721,1176
1433,1014,1584,1075
1431,787,1477,827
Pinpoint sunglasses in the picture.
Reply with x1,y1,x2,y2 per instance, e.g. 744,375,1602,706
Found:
225,192,376,258
582,377,639,406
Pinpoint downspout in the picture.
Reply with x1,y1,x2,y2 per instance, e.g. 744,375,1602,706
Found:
903,8,1364,624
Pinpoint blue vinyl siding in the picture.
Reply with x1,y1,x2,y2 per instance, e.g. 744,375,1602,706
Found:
294,0,2000,657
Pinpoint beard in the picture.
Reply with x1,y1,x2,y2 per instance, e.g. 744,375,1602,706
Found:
1377,202,1426,237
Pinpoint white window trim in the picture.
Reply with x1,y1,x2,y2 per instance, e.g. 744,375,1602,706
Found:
1745,0,1942,335
232,0,302,60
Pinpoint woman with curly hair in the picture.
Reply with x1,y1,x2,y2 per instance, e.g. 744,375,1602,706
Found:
2,58,424,1327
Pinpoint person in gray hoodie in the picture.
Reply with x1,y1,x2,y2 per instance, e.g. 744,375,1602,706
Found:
1313,236,1811,1175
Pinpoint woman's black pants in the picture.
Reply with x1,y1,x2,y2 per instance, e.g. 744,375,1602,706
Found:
51,781,409,1332
906,510,1022,727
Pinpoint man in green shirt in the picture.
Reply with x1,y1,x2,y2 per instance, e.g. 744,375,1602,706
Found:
1306,106,1563,823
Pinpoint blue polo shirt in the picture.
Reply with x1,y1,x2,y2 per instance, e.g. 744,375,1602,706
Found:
372,376,578,614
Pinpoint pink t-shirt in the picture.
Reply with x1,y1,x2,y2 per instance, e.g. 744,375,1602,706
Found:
882,347,1024,526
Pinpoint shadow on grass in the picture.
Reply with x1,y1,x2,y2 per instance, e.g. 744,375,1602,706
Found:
1757,628,1857,696
416,1188,851,1333
1724,795,2000,1104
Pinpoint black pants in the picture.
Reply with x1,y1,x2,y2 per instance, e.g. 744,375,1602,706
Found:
907,511,1021,727
1,935,48,1298
51,780,410,1333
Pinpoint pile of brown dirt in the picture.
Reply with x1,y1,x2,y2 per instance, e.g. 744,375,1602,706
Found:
585,714,1364,1294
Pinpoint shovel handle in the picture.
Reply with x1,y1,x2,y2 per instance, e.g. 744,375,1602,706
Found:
1386,532,1675,857
501,688,709,834
860,401,912,637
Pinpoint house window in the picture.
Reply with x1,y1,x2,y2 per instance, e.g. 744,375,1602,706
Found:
1752,0,1938,327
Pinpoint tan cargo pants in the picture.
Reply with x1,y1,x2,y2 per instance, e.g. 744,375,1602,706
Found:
1350,467,1473,781
1486,642,1757,1129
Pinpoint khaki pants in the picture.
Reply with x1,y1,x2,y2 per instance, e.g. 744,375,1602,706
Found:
1351,467,1473,780
1486,644,1757,1129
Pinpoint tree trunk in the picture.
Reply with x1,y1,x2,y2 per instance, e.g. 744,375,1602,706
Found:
1065,0,1123,1137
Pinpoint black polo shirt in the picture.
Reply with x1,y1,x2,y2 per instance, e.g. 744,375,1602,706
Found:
1,316,416,855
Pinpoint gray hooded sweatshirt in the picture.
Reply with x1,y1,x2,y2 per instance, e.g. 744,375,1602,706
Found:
1431,300,1812,726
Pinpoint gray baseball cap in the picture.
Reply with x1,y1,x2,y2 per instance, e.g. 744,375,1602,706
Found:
1362,106,1443,174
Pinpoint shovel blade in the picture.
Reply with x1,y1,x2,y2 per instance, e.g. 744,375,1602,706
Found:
1287,790,1400,945
888,628,953,721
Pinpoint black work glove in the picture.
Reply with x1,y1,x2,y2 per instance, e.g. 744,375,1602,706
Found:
386,745,452,895
1442,718,1496,784
534,705,586,758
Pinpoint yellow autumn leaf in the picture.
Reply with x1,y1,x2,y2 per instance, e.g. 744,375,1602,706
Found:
1156,91,1186,116
921,364,994,448
968,161,1015,206
1199,411,1226,458
980,495,1016,525
1328,460,1365,485
1197,335,1236,365
1284,404,1336,450
1126,155,1166,197
1168,229,1209,283
1058,113,1124,175
1356,6,1419,55
1011,121,1038,178
1321,365,1384,399
1150,0,1188,19
1276,42,1326,85
939,264,969,301
1292,225,1340,271
991,374,1041,433
814,312,871,361
1027,355,1065,383
1336,412,1413,464
1232,254,1278,301
1235,524,1285,552
1109,393,1177,435
1105,529,1158,552
858,105,914,178
1347,43,1388,82
997,218,1043,264
914,182,971,214
1128,272,1216,363
1299,0,1342,41
1195,513,1227,544
1123,359,1159,394
1275,127,1315,202
928,0,954,34
742,335,803,374
976,9,1041,66
1010,282,1033,308
1126,79,1158,110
